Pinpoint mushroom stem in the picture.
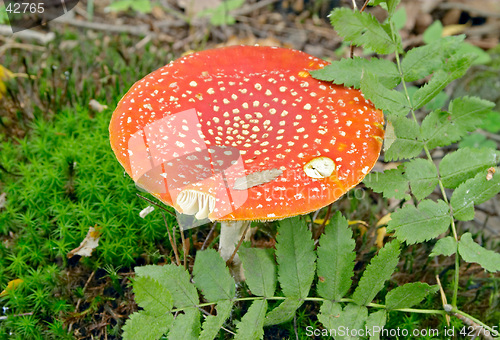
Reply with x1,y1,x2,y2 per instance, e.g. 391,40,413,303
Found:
219,220,250,282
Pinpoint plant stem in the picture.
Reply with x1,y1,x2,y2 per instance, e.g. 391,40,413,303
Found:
391,19,460,308
170,296,447,316
452,308,500,338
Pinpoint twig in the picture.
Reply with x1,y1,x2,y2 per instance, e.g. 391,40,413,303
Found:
0,312,33,321
201,221,217,250
162,212,180,266
226,222,250,266
314,203,333,239
52,18,152,36
294,313,299,340
136,194,176,217
232,0,280,16
435,274,451,326
68,270,96,332
0,25,55,44
437,3,500,19
180,227,187,270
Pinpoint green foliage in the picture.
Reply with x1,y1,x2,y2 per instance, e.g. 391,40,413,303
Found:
317,212,355,301
329,8,399,55
383,116,423,161
458,233,500,272
385,283,438,310
405,158,438,200
459,133,498,149
330,0,500,281
430,236,457,257
310,57,400,89
107,0,154,13
352,240,400,305
234,300,267,340
275,217,316,299
122,214,444,338
239,247,276,297
133,276,173,315
401,36,464,82
451,169,500,221
193,249,235,301
363,166,409,200
421,97,494,149
198,0,245,26
439,147,499,189
361,72,410,116
387,200,450,244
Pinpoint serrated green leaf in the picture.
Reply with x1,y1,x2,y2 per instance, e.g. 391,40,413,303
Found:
412,54,474,109
387,199,450,244
276,217,316,298
451,169,500,221
458,233,500,272
385,283,438,310
131,0,152,13
317,212,356,301
168,308,200,340
133,276,173,315
352,241,400,306
459,133,497,150
383,120,396,152
193,249,235,301
421,96,495,150
239,247,276,297
369,0,401,16
234,300,267,340
123,312,173,340
423,21,443,44
199,300,233,340
136,265,199,309
391,7,406,31
319,303,368,340
317,300,342,329
107,0,134,12
425,91,449,111
310,57,400,89
439,148,499,189
365,310,387,340
361,72,409,116
330,8,397,54
363,166,410,200
385,116,424,161
481,111,500,133
449,96,496,126
405,158,438,200
263,298,302,326
402,36,465,82
430,236,457,257
458,42,492,65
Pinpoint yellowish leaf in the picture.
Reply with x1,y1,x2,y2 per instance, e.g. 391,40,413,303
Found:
313,218,329,225
442,24,469,37
348,220,369,227
376,227,387,248
0,65,14,99
375,213,392,227
0,279,23,297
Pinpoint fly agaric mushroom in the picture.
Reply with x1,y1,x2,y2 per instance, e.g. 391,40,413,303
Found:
109,45,384,279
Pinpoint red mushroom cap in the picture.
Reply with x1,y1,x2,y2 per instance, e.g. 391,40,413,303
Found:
109,45,384,221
